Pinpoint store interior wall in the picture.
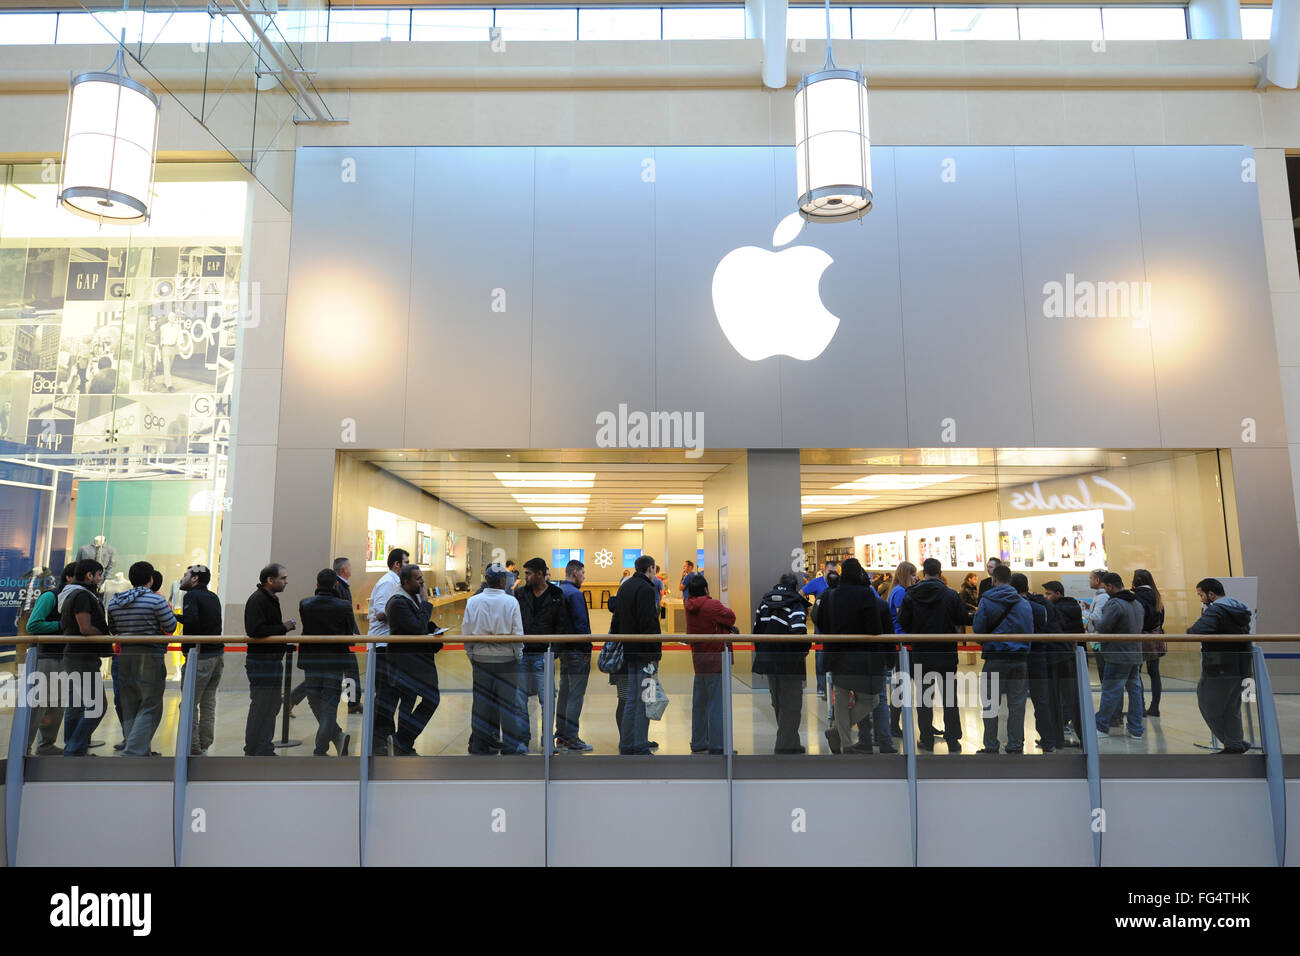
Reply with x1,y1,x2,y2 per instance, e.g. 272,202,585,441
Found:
801,452,1231,635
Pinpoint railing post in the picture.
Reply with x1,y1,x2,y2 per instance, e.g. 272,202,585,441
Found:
6,647,36,867
898,645,917,867
722,642,734,866
359,643,377,867
173,647,199,866
1251,645,1286,867
543,647,554,866
1075,644,1102,867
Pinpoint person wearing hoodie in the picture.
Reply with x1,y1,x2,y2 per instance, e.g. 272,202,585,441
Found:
1043,580,1086,747
609,555,662,755
107,561,178,756
1094,571,1146,740
811,569,840,699
752,573,811,754
685,574,736,755
1132,569,1166,717
1188,578,1254,754
972,563,1034,754
822,559,887,754
24,563,77,755
463,563,527,756
898,558,967,752
58,559,111,756
297,568,354,757
1014,573,1071,753
555,559,594,753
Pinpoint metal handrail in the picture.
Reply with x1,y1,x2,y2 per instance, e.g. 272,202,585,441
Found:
18,633,1294,644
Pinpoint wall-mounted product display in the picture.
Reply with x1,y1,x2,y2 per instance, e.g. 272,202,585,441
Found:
622,548,642,569
552,547,585,569
983,509,1105,572
905,523,986,572
815,537,853,567
854,531,907,571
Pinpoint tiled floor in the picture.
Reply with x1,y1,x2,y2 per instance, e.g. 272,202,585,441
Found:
2,647,1293,759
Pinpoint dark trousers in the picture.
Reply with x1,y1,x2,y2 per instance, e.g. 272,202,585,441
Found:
914,652,961,744
1027,651,1060,749
302,663,345,755
555,649,591,742
981,654,1029,753
1053,652,1082,740
344,650,361,703
1198,669,1247,750
371,647,400,751
1146,657,1162,710
389,651,439,752
768,673,804,752
244,653,285,756
470,658,527,754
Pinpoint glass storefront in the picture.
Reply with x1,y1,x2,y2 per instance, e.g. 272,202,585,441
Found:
0,162,248,643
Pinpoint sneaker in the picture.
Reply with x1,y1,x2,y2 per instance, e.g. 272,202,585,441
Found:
35,744,63,756
1040,745,1057,753
1126,730,1144,740
945,740,962,754
877,743,898,754
816,690,827,700
113,742,125,751
976,747,999,754
1005,747,1024,754
845,743,873,754
1096,729,1110,739
774,745,806,754
824,728,842,754
572,738,594,752
648,740,659,751
689,747,709,754
917,738,935,752
1146,706,1160,717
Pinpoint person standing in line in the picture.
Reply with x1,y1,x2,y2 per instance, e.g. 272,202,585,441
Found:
367,548,407,755
679,560,698,599
685,574,736,755
959,572,980,618
332,557,363,714
1084,568,1110,634
1042,580,1085,748
972,563,1033,755
24,563,77,755
651,564,666,619
810,569,840,699
752,573,811,754
515,557,572,751
1188,578,1254,754
977,558,1002,599
243,563,297,757
384,564,446,756
610,555,662,755
886,562,917,738
822,558,886,755
58,560,111,756
1093,572,1146,741
175,564,223,756
107,561,177,756
1131,569,1166,717
1015,572,1068,753
298,568,354,757
504,560,519,591
898,558,967,753
555,559,594,752
463,563,527,755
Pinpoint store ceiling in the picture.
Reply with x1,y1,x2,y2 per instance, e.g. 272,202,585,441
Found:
353,448,1173,531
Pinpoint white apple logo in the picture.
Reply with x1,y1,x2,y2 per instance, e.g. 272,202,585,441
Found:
711,212,840,361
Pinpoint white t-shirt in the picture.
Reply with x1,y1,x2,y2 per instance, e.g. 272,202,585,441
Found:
367,570,401,638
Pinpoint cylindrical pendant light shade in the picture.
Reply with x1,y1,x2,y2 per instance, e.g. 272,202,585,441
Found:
795,67,872,222
58,67,160,225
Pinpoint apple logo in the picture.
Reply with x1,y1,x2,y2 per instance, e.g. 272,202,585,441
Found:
711,212,840,361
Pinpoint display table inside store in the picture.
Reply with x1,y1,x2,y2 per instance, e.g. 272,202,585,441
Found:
353,592,469,634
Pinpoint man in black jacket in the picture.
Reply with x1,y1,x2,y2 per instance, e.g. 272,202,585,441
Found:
753,574,812,754
299,568,354,756
1043,580,1085,747
609,555,661,755
384,564,446,756
898,558,967,753
176,564,223,756
332,557,363,713
1017,573,1068,753
243,563,297,756
1188,578,1254,754
59,559,110,757
516,557,572,750
822,559,886,755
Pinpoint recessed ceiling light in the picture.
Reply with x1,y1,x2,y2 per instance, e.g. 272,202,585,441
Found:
801,495,875,506
638,508,669,515
535,523,584,530
637,515,665,521
512,494,591,504
801,508,823,515
832,474,970,491
522,506,588,515
496,472,595,487
621,523,644,530
652,494,704,505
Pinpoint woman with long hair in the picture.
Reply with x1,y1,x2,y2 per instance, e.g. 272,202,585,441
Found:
1132,568,1166,716
885,561,918,738
960,572,979,617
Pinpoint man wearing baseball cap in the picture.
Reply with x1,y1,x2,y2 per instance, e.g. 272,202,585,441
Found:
516,557,573,751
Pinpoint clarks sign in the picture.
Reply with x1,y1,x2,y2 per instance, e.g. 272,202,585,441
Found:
1008,475,1135,514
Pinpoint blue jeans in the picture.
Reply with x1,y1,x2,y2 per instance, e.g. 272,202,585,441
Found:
61,652,106,756
517,651,547,747
554,650,591,742
619,667,651,754
690,672,724,753
118,649,167,756
1096,661,1144,737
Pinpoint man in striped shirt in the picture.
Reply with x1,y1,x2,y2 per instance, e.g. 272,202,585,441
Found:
107,561,177,756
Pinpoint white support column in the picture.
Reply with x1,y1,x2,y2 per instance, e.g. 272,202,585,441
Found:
762,0,789,90
1266,0,1300,88
1188,0,1243,38
744,0,763,39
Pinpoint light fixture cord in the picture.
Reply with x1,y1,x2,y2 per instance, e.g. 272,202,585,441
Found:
823,0,835,69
